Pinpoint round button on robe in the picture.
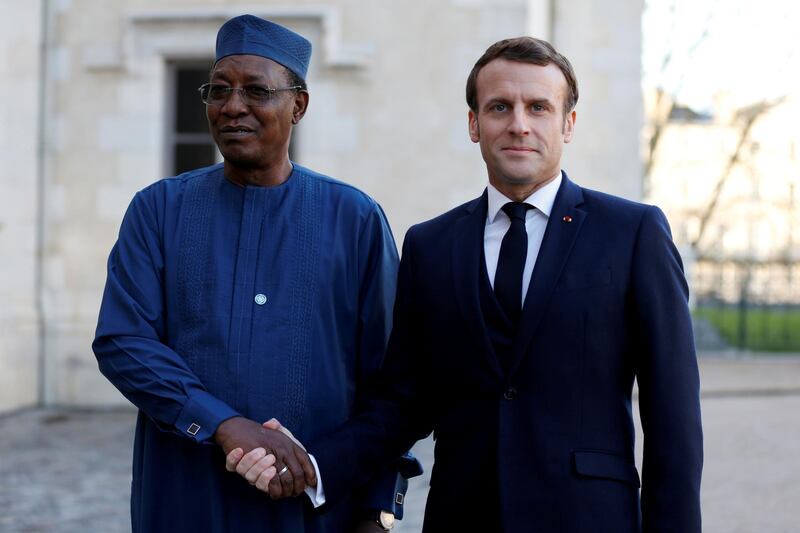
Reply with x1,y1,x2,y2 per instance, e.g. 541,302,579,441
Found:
504,387,517,400
254,294,267,305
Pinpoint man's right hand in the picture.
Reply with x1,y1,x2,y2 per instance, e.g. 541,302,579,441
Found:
214,416,316,497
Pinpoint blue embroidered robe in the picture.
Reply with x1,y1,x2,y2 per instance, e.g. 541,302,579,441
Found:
93,163,399,532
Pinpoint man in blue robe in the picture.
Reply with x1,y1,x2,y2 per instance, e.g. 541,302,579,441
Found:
94,14,413,532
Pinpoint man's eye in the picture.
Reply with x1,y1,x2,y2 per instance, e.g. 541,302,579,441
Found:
531,104,544,112
246,86,273,100
208,85,230,99
492,103,507,112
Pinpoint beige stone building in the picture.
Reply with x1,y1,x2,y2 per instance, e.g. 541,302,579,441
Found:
647,93,800,305
0,0,644,412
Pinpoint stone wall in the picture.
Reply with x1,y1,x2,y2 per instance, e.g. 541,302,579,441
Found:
0,0,42,411
553,0,644,200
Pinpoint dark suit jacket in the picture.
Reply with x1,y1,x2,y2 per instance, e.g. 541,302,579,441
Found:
312,174,703,533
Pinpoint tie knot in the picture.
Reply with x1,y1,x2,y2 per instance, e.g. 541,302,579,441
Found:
501,202,532,222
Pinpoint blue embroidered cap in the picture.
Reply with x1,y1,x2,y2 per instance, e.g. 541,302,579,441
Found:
215,15,311,80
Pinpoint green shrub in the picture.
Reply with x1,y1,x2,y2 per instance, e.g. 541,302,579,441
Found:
694,306,800,352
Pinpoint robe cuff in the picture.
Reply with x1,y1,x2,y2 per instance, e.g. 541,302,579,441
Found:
174,390,240,443
304,454,326,508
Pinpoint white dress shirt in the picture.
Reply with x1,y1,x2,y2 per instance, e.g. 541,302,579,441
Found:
484,173,562,305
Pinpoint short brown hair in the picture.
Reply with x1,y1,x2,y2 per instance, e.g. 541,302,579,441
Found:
466,36,578,117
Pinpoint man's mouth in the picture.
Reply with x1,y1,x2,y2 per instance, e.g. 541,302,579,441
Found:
503,146,536,152
220,125,255,136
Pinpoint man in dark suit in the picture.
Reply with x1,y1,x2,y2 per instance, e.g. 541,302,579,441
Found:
232,36,703,532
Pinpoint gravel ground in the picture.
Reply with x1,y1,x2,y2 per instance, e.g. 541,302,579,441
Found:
1,354,798,532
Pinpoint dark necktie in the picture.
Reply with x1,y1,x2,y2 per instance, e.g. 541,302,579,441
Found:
494,202,532,323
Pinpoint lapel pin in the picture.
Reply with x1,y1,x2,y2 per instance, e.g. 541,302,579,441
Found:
562,215,573,223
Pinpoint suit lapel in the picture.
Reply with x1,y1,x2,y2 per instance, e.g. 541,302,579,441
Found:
452,191,504,381
508,173,586,377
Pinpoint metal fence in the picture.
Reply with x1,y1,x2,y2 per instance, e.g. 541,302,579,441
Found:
691,259,800,351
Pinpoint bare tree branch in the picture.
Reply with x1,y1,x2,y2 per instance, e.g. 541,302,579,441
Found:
642,0,716,195
691,97,787,250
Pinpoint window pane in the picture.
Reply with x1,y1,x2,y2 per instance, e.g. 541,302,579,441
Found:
174,143,216,175
176,65,213,133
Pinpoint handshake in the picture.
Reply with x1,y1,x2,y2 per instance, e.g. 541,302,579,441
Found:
214,416,316,500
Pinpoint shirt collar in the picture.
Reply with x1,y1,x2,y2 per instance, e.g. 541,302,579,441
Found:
486,172,562,224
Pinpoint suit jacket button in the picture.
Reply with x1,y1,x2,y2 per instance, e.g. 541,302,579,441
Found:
503,387,517,400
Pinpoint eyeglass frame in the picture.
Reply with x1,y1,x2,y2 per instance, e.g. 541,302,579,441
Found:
198,83,303,107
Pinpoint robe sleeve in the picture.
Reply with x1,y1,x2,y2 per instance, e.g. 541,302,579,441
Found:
311,223,432,508
354,203,399,385
93,188,239,444
348,203,424,515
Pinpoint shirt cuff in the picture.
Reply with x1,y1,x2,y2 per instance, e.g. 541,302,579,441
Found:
173,389,240,443
304,454,326,508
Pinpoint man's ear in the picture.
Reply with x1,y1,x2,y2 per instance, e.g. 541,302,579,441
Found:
562,109,576,143
291,90,310,125
468,109,480,143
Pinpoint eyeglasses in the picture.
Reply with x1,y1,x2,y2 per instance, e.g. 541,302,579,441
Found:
198,83,301,107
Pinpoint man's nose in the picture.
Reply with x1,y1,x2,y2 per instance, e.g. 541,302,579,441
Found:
220,89,249,115
507,108,530,136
